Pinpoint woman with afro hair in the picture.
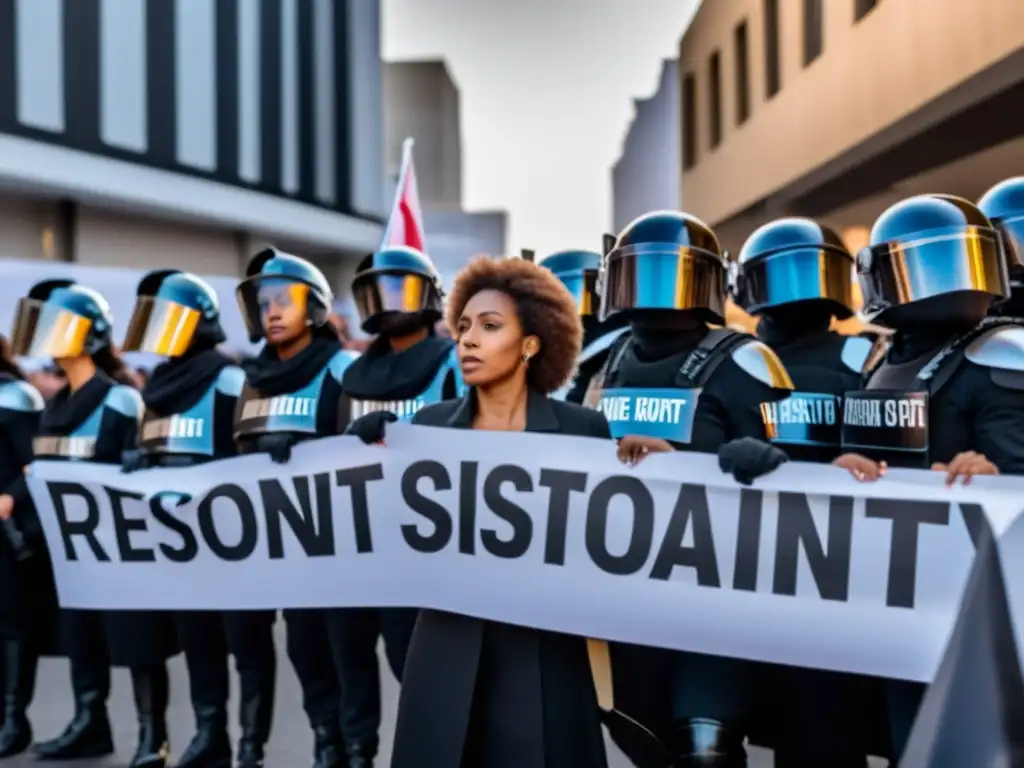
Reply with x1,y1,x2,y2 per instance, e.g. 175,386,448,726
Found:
348,255,624,767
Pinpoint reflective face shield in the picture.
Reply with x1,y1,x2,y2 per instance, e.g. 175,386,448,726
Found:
236,277,310,339
123,297,201,357
10,298,94,358
352,271,435,324
994,215,1024,284
556,269,598,316
737,248,855,316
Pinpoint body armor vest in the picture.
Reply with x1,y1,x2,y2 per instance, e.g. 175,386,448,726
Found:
551,327,630,401
140,366,245,460
348,347,463,421
33,385,142,461
234,350,356,441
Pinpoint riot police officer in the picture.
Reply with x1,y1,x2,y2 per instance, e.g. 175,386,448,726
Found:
121,270,244,768
232,249,355,768
979,177,1024,318
537,248,629,403
584,210,794,766
834,193,1024,760
326,244,463,767
11,281,141,762
732,218,873,766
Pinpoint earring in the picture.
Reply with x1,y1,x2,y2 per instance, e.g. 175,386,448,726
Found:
521,353,531,363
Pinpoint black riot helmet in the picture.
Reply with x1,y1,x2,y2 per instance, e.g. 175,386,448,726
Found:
598,210,727,323
858,194,1008,328
537,250,601,316
236,248,333,343
733,217,856,319
978,177,1024,290
351,245,444,334
122,270,225,356
11,280,114,359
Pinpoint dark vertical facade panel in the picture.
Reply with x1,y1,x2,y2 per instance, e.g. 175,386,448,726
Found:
63,0,101,148
0,0,15,130
296,0,316,201
215,0,239,180
258,0,282,190
146,0,177,165
333,0,352,213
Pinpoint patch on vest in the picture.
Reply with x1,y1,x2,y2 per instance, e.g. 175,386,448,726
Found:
596,387,701,443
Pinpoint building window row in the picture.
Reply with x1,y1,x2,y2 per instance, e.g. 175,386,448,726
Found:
682,0,882,169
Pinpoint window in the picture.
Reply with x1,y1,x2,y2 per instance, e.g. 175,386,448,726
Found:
803,0,823,65
764,0,781,98
682,73,697,170
708,51,722,148
855,0,878,21
734,21,750,124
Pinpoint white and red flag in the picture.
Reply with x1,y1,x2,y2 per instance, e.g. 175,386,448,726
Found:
382,137,427,251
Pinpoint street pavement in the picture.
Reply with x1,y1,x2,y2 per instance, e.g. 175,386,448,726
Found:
7,622,886,767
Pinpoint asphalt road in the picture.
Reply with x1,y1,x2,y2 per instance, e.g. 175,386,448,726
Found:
8,622,886,767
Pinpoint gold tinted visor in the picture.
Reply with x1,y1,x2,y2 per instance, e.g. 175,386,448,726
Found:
10,298,92,358
122,296,201,356
599,244,727,321
236,278,310,339
353,273,432,322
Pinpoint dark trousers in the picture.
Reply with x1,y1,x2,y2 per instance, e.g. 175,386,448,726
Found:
176,611,229,715
887,679,925,761
61,609,111,707
223,610,277,743
283,609,341,727
326,608,417,748
671,652,753,723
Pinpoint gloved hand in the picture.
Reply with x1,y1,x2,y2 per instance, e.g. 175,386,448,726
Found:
266,436,293,465
346,411,398,445
718,437,788,486
0,518,32,561
121,449,150,474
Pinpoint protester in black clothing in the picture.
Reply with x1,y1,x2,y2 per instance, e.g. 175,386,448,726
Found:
325,244,462,767
232,248,355,768
7,281,159,764
732,218,873,766
581,210,794,767
121,270,245,768
0,339,51,759
980,176,1024,318
535,248,630,403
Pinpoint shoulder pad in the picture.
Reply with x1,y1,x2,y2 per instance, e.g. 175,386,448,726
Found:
214,365,246,397
730,339,794,390
105,385,144,420
328,349,360,381
965,325,1024,372
579,326,630,364
841,336,873,374
0,380,44,413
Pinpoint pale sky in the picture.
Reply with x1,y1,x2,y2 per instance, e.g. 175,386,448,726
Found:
382,0,701,256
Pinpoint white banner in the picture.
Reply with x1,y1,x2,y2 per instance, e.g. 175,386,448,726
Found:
25,423,1023,683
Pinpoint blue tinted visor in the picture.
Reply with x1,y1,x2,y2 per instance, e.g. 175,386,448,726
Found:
737,248,855,317
598,243,727,322
553,269,598,316
995,215,1024,279
858,226,1008,321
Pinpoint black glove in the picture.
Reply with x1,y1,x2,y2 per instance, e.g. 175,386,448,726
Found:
346,411,398,445
1,518,32,561
265,435,293,465
718,437,788,486
121,449,150,474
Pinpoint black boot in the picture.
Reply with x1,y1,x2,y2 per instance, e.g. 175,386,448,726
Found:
236,679,273,768
0,639,35,757
672,718,747,767
129,664,170,768
311,719,344,768
174,704,231,768
343,740,376,768
31,660,113,760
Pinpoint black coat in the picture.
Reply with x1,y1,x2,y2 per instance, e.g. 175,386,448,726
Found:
390,389,613,768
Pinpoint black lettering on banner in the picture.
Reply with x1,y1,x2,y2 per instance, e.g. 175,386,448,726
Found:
335,464,385,554
459,461,479,554
732,489,762,591
865,497,949,608
649,483,720,587
538,469,588,566
149,492,197,562
400,460,453,553
481,465,533,559
47,481,108,562
261,473,334,558
105,488,153,563
773,493,854,601
196,484,258,562
957,503,985,549
585,476,654,576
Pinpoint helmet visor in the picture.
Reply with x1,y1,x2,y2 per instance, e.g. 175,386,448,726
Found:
995,214,1024,278
236,277,310,340
557,270,598,316
122,296,202,356
352,272,434,324
738,248,854,316
598,243,726,321
10,298,93,358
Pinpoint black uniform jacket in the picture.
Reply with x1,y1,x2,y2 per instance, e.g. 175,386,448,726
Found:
390,388,613,768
